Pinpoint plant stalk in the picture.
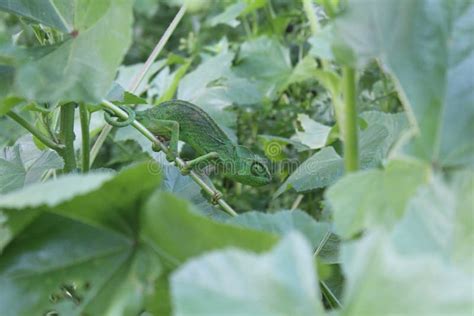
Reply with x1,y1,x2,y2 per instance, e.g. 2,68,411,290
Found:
6,111,63,152
342,66,359,172
79,103,90,173
101,100,238,217
302,0,320,35
59,103,77,173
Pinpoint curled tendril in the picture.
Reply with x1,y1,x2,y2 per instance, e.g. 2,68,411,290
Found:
103,105,136,127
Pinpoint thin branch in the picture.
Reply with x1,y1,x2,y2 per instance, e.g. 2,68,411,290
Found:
79,103,90,173
6,111,63,152
342,66,359,172
59,103,77,173
290,194,304,210
129,5,187,92
302,0,320,35
89,5,187,166
101,100,238,217
320,280,343,309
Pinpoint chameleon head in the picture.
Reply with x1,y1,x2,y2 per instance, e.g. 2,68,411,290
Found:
225,146,272,186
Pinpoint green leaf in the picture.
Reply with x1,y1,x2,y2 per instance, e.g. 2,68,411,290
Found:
275,111,407,196
208,2,246,28
326,159,430,239
340,231,472,315
2,0,135,103
0,163,161,236
227,210,336,261
275,147,344,197
333,0,474,167
392,171,474,274
0,213,162,316
171,233,326,316
233,36,293,99
308,26,335,60
0,138,64,194
140,191,278,265
178,52,238,132
291,114,332,149
0,0,74,32
0,163,164,315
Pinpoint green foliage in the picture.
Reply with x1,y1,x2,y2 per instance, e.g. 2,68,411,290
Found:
0,0,134,103
0,0,472,314
333,0,474,167
171,233,325,316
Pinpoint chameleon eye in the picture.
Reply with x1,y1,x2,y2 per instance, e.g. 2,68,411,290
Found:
251,162,265,175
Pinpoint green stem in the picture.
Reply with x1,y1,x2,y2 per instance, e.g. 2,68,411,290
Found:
79,103,90,173
302,0,320,34
6,111,63,152
342,66,359,172
242,16,252,38
59,103,77,173
101,100,238,217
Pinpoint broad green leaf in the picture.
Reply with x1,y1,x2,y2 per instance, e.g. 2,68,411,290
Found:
208,2,246,27
0,214,162,316
339,232,472,316
0,137,64,194
141,191,278,265
0,163,161,237
308,26,335,60
171,233,326,316
0,0,74,32
0,172,113,209
178,52,238,131
228,210,338,263
326,159,430,239
0,163,164,315
275,112,407,196
333,0,474,167
2,0,134,103
275,147,344,197
392,171,474,274
292,114,332,150
233,36,293,99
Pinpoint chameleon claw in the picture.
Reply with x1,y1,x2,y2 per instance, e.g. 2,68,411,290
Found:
165,153,177,162
211,190,222,205
180,164,191,175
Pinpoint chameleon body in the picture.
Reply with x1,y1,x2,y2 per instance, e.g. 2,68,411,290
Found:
135,100,271,186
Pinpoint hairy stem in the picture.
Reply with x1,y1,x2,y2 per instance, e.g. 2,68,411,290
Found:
101,100,238,217
89,5,187,166
342,66,359,172
79,103,90,173
59,103,77,173
6,111,63,152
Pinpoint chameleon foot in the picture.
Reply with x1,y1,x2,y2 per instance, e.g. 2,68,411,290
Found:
211,190,222,205
180,164,192,175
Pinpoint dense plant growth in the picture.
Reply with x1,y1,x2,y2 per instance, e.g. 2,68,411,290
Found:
0,0,472,315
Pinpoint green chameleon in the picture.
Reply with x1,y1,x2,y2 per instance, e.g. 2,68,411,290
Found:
128,99,272,187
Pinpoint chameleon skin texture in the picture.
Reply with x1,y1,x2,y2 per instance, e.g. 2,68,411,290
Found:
136,100,271,186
